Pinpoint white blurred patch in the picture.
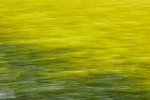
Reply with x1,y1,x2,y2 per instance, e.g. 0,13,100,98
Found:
0,90,16,99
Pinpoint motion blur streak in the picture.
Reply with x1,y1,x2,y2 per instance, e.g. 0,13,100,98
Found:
0,0,150,99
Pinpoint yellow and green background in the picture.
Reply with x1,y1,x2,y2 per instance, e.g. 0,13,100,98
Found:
0,0,150,99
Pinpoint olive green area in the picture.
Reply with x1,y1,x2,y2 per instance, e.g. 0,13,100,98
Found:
0,0,150,100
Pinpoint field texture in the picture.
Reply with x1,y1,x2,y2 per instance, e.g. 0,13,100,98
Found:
0,0,150,99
